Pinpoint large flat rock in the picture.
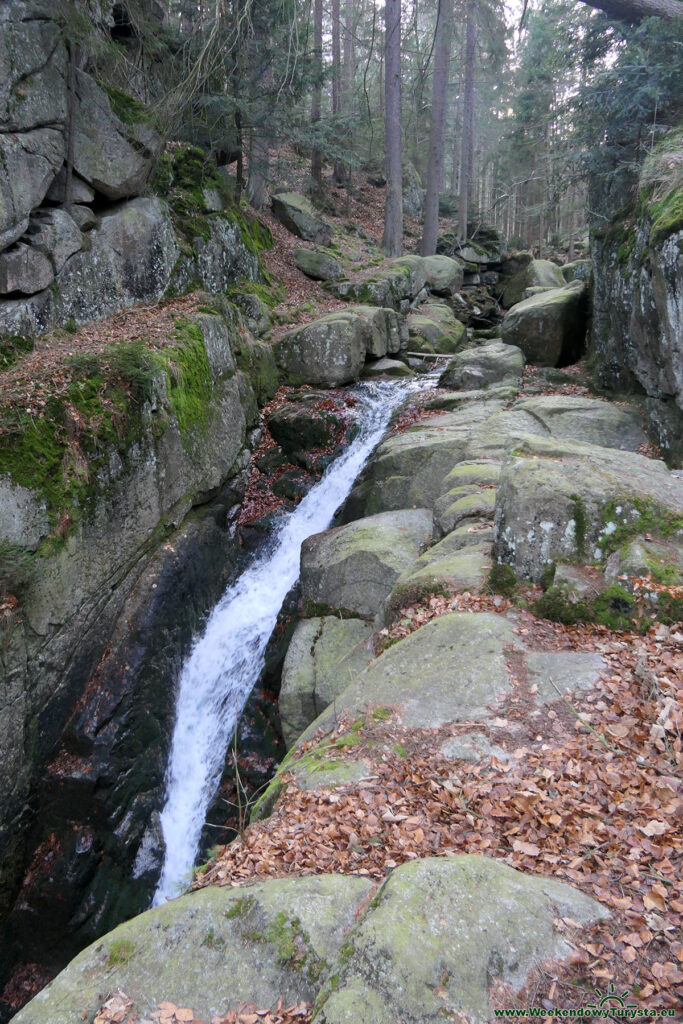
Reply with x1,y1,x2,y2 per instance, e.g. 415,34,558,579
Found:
510,394,648,450
300,509,433,620
313,856,608,1024
298,613,517,738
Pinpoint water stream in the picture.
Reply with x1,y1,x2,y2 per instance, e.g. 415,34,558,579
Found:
154,376,430,903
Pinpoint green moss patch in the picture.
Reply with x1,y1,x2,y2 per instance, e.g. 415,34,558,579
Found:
0,335,34,371
162,318,213,440
102,84,153,126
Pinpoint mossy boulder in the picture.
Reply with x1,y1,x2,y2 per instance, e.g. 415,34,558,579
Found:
12,875,373,1024
271,192,332,246
313,856,608,1024
501,258,565,309
298,613,517,738
421,254,464,296
434,487,497,537
501,281,588,367
604,535,683,587
342,404,506,519
300,508,433,621
295,248,343,282
360,357,413,378
439,340,525,390
267,401,346,463
388,541,491,610
274,311,367,387
494,434,683,582
406,303,466,354
279,616,374,748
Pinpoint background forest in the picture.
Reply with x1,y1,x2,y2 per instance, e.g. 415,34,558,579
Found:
75,0,683,258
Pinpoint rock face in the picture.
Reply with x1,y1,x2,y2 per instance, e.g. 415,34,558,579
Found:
300,509,433,620
0,309,278,987
591,127,683,466
501,281,588,367
493,435,683,581
271,192,333,245
0,200,261,337
72,72,163,200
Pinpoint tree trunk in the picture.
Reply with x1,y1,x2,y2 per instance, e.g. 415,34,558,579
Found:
457,0,476,241
578,0,682,21
332,0,344,184
421,0,454,255
382,0,403,255
339,0,354,184
310,0,323,188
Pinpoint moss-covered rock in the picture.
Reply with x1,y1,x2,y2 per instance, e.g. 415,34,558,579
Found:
279,616,374,748
510,394,647,451
300,509,433,621
295,248,343,282
439,340,525,390
421,254,464,296
501,281,588,367
272,193,332,246
501,258,565,309
406,303,466,354
12,875,373,1024
313,856,608,1024
494,434,683,582
273,311,368,387
298,613,517,739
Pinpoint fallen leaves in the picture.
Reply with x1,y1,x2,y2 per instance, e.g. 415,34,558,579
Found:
195,600,682,1011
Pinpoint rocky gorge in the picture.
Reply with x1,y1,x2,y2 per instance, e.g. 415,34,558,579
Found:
0,4,682,1020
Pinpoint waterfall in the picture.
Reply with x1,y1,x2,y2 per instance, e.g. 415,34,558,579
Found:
154,376,429,903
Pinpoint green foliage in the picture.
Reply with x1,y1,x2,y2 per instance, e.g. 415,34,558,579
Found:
0,335,34,371
533,582,640,631
533,586,592,626
487,562,517,597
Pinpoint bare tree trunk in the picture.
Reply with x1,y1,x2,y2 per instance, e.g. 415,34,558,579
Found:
310,0,323,189
332,0,344,184
382,0,403,255
578,0,682,20
420,0,453,255
457,0,476,240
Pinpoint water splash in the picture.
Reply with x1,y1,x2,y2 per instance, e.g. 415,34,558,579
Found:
154,377,428,903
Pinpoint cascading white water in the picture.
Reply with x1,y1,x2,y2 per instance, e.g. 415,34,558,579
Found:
154,377,429,903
